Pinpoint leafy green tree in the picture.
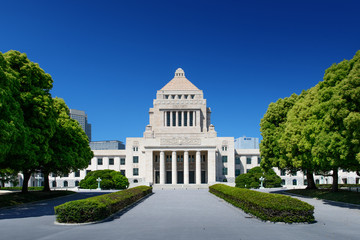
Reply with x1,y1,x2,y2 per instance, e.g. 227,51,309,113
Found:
41,98,93,191
79,170,129,190
0,52,25,168
235,167,282,189
3,50,56,193
259,93,318,187
309,51,360,191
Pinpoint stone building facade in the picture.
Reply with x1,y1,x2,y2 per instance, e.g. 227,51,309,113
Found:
46,68,359,189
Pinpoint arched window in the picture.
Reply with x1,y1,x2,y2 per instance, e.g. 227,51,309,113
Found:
315,179,320,185
64,181,68,187
134,179,138,183
52,181,57,188
292,179,297,185
75,181,79,187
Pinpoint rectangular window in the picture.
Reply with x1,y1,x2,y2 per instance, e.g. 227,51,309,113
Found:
133,168,139,176
222,146,227,151
189,111,193,126
222,167,228,175
98,158,103,165
235,157,240,164
88,160,91,165
166,112,170,127
177,155,183,162
222,156,228,163
191,95,195,99
172,112,176,126
246,157,251,164
280,169,286,176
120,170,126,176
201,155,206,162
120,158,125,165
281,179,285,185
63,173,69,178
235,169,241,177
109,158,114,165
291,170,297,176
178,111,182,126
155,155,158,162
189,155,195,162
178,95,182,99
133,156,139,163
164,95,169,99
184,111,187,126
184,95,188,99
258,157,261,164
75,171,80,177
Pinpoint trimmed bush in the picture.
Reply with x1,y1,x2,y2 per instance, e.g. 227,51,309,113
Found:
235,167,282,189
209,184,314,223
79,169,129,190
54,186,152,223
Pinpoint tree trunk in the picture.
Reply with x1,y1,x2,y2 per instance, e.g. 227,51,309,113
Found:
306,170,317,189
22,171,32,193
43,172,51,192
332,168,339,192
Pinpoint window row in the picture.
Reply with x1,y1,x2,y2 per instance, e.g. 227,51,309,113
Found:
154,155,207,162
164,94,195,100
89,158,126,166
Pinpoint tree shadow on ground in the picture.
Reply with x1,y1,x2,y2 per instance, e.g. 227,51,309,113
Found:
274,190,360,210
0,192,111,220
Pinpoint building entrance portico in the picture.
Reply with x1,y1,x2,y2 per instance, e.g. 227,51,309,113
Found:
152,150,209,185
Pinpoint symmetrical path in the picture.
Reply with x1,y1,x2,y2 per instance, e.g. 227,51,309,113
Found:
0,189,359,240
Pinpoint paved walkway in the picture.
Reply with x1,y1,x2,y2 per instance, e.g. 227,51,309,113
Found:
0,189,359,240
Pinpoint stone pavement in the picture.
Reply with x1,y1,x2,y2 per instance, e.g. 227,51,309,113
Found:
0,189,359,240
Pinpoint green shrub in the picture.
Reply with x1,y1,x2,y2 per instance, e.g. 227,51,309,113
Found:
235,167,282,189
209,184,314,223
79,170,129,190
54,186,152,223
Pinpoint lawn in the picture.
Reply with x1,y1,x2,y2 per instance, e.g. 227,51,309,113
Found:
0,190,76,208
287,189,360,205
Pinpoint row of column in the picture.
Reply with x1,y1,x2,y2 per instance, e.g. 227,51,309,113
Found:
159,151,202,184
164,111,195,127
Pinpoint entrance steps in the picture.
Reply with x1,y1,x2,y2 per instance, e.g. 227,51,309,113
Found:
152,184,210,190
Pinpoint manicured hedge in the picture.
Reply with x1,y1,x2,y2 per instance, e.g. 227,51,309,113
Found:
1,186,44,191
209,184,314,223
54,186,152,223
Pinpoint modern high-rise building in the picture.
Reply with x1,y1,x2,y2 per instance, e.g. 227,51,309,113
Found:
69,109,92,141
234,137,259,149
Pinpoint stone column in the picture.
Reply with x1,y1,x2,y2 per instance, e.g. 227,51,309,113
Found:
196,151,201,184
181,111,184,127
207,149,216,184
187,111,190,127
170,111,173,127
176,111,178,127
160,151,165,184
172,151,177,184
184,151,189,184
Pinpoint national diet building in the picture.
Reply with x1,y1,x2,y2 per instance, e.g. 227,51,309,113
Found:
49,68,261,187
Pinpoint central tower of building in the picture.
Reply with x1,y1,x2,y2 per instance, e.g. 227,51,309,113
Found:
125,68,235,186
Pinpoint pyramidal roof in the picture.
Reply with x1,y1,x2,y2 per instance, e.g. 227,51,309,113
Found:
161,68,199,91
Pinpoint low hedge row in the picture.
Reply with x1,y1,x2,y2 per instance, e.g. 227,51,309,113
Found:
209,184,314,223
54,186,152,223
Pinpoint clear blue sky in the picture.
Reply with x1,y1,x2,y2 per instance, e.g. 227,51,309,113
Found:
1,0,359,142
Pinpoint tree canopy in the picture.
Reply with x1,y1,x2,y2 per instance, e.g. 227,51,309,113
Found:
260,50,360,191
79,170,129,190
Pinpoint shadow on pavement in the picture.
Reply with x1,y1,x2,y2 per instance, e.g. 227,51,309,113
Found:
0,192,110,220
277,190,360,210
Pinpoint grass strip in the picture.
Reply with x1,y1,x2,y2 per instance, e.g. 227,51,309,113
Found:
54,186,152,223
0,190,75,208
287,189,360,205
209,184,314,223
